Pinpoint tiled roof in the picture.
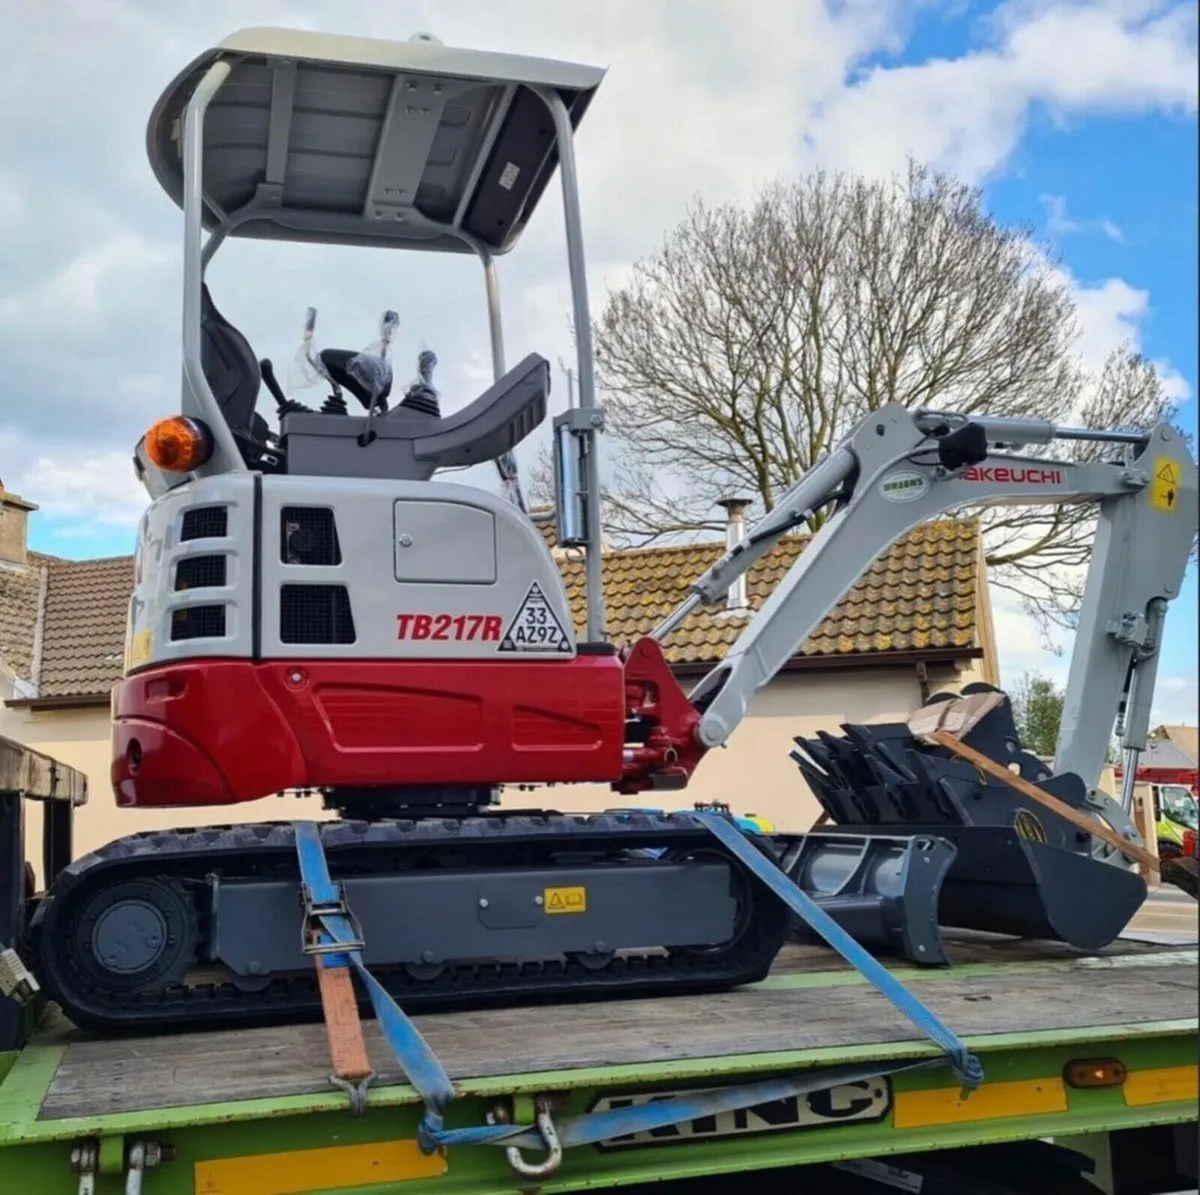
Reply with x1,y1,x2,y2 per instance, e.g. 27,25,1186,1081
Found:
528,505,558,550
558,519,982,665
1152,725,1198,769
37,556,134,698
0,550,134,699
5,514,982,702
0,553,48,682
1139,735,1196,773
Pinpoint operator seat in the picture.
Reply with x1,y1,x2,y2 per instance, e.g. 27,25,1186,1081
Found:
281,353,550,481
200,283,271,454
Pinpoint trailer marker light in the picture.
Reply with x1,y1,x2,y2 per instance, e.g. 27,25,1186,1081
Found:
145,415,213,472
1064,1058,1126,1088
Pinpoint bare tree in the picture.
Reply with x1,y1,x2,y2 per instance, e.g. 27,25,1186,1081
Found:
586,160,1190,631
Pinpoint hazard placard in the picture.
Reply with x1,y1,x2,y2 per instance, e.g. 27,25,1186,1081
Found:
1150,457,1179,513
543,886,587,914
498,581,572,652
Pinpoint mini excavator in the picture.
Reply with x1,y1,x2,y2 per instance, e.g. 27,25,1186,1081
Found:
20,27,1198,1035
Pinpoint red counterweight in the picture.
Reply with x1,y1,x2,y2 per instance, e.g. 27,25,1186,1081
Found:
111,639,707,807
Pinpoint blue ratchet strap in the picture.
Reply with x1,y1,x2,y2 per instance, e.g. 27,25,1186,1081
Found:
434,1057,944,1151
692,812,984,1091
293,822,455,1149
293,817,980,1160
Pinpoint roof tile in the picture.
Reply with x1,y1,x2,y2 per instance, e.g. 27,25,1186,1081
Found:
0,551,51,682
36,556,134,697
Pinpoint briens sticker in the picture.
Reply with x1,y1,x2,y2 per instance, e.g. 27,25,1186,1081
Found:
879,471,929,502
499,581,572,652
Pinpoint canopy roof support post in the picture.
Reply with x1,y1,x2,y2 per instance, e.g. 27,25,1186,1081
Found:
478,247,506,381
181,57,246,474
535,86,606,642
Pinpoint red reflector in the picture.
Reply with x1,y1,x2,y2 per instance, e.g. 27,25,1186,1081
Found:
1064,1058,1127,1088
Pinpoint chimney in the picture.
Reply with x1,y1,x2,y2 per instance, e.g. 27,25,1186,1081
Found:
0,483,37,568
716,496,752,612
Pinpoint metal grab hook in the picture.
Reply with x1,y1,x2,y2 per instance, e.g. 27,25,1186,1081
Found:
497,1096,564,1182
330,1070,376,1117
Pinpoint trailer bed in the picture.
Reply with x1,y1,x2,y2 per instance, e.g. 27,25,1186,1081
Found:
1,927,1194,1195
28,933,1197,1120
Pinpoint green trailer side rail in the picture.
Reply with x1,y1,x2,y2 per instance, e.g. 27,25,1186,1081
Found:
0,959,1194,1194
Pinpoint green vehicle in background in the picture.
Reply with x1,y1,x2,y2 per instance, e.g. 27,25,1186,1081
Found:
1152,784,1198,860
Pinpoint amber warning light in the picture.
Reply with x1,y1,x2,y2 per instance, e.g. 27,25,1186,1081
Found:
1064,1058,1127,1088
144,416,213,473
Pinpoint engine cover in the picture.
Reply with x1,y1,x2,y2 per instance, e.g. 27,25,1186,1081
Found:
124,472,581,670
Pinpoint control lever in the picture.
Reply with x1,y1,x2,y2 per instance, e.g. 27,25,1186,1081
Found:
260,358,308,417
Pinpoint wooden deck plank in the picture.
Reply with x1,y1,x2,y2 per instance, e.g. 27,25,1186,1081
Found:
37,940,1197,1120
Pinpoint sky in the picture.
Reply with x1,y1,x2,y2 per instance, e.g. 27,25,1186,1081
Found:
0,0,1196,727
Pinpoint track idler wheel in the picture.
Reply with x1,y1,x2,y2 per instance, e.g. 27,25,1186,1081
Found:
70,877,199,994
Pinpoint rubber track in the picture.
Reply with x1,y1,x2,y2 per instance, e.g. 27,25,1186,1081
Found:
29,812,790,1034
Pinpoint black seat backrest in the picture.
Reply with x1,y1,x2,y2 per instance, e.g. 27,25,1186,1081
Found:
200,283,261,433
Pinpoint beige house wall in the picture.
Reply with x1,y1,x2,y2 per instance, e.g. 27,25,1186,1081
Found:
3,703,335,888
5,658,978,885
509,660,976,831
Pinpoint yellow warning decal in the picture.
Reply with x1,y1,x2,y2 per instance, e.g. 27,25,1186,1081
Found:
1012,808,1047,843
893,1076,1066,1129
544,886,587,914
1150,457,1180,513
1123,1064,1199,1108
126,629,153,671
194,1139,446,1194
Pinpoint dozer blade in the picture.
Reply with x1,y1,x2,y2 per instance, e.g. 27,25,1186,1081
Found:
780,832,957,966
784,683,1152,961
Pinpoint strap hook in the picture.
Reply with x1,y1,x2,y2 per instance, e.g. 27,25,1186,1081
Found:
502,1096,563,1181
329,1070,376,1117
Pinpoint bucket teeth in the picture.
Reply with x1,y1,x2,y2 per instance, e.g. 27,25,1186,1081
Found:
781,687,1149,962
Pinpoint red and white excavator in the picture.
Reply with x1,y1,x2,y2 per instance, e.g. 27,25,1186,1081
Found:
9,26,1196,1036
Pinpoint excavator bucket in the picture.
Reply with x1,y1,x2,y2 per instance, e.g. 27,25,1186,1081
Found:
780,685,1150,965
1163,856,1199,900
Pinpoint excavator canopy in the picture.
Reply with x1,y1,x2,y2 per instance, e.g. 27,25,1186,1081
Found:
145,26,606,255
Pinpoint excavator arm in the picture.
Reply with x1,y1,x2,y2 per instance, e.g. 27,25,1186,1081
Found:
627,402,1196,802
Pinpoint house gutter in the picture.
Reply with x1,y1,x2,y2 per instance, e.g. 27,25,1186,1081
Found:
5,692,110,711
670,646,983,680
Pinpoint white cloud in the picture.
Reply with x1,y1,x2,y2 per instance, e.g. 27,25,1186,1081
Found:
0,232,176,335
992,581,1198,732
800,0,1197,183
1040,193,1126,243
0,429,146,534
1153,672,1200,728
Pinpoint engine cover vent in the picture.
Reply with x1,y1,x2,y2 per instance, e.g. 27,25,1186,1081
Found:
181,506,228,541
175,555,227,591
170,604,227,640
281,585,356,644
281,507,342,566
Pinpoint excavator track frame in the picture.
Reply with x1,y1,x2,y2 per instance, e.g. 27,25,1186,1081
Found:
28,813,789,1035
